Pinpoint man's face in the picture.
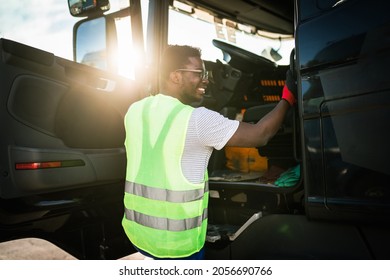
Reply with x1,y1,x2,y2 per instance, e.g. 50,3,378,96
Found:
177,56,209,105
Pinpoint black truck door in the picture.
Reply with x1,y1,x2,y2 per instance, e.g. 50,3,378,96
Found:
296,0,390,222
0,38,142,259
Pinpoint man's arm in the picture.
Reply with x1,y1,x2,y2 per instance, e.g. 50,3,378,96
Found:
226,99,291,147
226,69,296,148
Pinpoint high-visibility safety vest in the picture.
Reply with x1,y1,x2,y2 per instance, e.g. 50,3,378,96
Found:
122,94,209,258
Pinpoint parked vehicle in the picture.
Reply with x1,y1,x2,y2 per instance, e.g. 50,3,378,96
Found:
1,0,389,259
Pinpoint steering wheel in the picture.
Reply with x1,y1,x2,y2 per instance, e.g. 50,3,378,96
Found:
212,39,276,67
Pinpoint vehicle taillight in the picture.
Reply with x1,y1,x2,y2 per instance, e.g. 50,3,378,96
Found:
15,160,85,170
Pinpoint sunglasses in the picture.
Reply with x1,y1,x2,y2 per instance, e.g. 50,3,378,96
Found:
175,69,209,80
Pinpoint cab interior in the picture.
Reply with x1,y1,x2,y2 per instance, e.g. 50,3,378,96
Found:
199,40,304,249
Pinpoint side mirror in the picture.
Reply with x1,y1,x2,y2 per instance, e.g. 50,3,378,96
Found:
261,47,282,62
74,16,118,72
68,0,110,17
270,48,283,62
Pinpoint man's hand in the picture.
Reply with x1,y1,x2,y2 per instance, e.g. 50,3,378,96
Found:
282,69,297,106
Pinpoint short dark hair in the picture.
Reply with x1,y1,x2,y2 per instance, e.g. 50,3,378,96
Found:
159,45,202,82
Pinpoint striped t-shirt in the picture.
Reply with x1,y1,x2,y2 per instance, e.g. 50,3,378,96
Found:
181,107,239,184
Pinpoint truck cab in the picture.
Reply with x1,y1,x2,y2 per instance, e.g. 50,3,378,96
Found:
1,0,390,259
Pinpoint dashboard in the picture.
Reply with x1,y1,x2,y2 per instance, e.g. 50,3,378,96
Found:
203,39,289,112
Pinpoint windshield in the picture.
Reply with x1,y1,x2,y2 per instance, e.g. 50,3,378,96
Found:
0,0,294,80
168,1,294,65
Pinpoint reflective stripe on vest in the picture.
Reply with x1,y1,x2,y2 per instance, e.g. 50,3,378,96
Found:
125,181,209,203
125,207,208,231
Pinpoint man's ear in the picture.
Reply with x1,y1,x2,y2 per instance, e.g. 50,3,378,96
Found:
170,71,182,84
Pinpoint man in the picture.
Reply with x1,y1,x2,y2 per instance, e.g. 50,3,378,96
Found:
122,45,296,259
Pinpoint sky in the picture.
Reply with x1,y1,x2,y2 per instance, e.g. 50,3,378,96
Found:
0,0,128,60
1,0,78,59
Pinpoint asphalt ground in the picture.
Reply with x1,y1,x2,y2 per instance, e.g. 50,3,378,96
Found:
0,238,144,260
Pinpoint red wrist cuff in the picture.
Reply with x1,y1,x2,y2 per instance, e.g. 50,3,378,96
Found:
282,85,296,106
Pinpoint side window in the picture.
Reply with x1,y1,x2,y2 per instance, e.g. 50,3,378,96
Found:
167,7,223,62
115,15,136,78
74,0,149,80
76,15,138,78
115,0,149,79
